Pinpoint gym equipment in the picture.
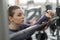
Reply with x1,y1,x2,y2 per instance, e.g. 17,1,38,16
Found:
56,7,60,40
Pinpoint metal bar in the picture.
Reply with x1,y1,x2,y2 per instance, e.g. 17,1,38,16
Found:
57,26,60,40
0,0,9,40
57,0,59,7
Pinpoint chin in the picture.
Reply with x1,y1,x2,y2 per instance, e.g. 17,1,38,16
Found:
20,22,24,24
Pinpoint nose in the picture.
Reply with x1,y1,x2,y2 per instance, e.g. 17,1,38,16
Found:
22,15,24,19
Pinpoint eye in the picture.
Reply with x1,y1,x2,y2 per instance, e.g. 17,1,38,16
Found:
17,13,22,16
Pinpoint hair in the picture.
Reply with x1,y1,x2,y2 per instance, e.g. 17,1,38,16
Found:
8,6,20,17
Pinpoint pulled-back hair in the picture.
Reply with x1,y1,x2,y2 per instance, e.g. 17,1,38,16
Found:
8,6,20,17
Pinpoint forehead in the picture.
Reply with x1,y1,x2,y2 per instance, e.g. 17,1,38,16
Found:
13,9,23,12
12,9,23,16
13,9,23,14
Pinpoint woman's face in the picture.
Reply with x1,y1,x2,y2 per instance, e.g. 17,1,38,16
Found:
10,9,24,25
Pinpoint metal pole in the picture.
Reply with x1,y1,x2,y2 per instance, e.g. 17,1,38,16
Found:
57,0,59,7
57,26,60,40
56,0,60,40
0,0,9,40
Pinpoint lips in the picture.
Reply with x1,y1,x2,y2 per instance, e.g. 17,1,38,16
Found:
21,19,24,22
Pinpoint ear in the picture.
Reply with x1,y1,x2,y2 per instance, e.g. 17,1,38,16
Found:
9,16,13,22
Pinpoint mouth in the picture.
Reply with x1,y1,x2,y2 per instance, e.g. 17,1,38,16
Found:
22,19,24,22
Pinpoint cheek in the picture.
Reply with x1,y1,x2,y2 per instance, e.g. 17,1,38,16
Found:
13,17,24,24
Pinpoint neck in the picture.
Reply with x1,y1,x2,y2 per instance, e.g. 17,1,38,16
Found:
9,22,19,30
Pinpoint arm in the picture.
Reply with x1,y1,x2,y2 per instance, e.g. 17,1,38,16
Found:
10,22,48,40
35,13,53,30
35,15,49,24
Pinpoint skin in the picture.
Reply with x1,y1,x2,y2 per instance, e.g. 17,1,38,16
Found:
29,17,38,25
9,9,24,30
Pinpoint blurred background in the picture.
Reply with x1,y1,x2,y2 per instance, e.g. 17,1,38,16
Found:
0,0,60,40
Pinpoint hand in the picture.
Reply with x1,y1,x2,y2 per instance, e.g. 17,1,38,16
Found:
45,10,55,19
45,13,52,19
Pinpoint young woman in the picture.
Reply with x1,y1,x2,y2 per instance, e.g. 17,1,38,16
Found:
8,6,54,40
8,6,33,40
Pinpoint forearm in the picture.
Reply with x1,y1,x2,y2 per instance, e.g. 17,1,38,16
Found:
35,15,49,24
